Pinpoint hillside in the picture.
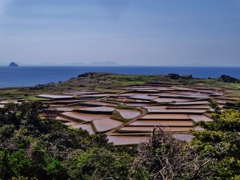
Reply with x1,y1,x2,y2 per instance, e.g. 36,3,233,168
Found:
1,73,240,179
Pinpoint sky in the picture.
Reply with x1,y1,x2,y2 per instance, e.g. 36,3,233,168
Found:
0,0,240,66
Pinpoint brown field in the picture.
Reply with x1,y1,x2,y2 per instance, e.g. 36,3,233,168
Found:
140,114,190,120
72,123,95,134
107,136,149,146
188,115,213,122
117,127,192,133
92,118,123,133
117,109,141,119
154,98,192,103
61,112,111,122
167,105,209,109
129,120,193,127
76,106,115,113
172,134,194,142
32,83,238,145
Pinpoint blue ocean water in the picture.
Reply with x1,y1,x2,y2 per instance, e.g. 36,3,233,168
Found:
0,66,239,88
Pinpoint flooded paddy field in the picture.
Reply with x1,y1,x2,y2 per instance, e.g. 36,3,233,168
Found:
76,106,115,114
92,118,123,133
34,84,238,145
144,106,169,111
129,120,193,127
117,126,192,133
167,105,209,109
72,123,95,134
111,98,150,103
171,101,210,105
172,134,194,142
55,116,74,123
64,121,79,126
188,114,213,122
140,114,190,120
80,101,116,107
61,112,111,122
64,91,100,96
79,93,116,98
154,98,192,103
117,109,141,119
124,103,152,107
128,94,158,100
44,100,84,105
38,94,74,100
107,135,149,146
148,109,206,114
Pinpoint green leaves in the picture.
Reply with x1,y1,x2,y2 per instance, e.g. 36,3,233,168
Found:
0,150,31,179
191,101,240,179
64,147,132,180
0,101,132,179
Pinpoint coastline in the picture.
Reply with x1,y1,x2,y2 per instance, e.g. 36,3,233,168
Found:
0,66,240,88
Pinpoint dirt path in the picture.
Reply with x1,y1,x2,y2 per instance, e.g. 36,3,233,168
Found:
106,107,148,135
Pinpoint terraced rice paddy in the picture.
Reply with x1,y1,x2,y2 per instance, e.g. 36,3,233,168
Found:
124,103,151,107
77,106,115,113
61,112,111,122
37,84,238,146
80,93,116,98
117,109,141,119
117,126,192,133
72,124,95,134
55,116,74,123
140,114,190,120
92,118,123,133
129,120,193,127
154,98,191,103
172,134,194,142
147,109,206,114
188,115,213,123
107,136,149,146
129,94,158,100
172,101,210,105
167,105,209,109
38,94,74,99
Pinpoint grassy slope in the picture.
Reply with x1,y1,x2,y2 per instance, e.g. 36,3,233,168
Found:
0,72,239,100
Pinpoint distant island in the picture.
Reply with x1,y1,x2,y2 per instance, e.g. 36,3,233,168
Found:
9,62,19,67
64,61,119,66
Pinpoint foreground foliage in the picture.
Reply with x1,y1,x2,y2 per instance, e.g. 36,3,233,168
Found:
191,99,240,179
0,101,133,179
1,100,240,179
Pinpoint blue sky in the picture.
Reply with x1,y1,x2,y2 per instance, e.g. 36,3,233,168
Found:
0,0,240,66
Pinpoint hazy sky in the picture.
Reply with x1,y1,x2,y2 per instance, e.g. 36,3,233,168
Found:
0,0,240,66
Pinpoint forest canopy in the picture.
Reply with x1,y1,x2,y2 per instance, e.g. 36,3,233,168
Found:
0,100,240,179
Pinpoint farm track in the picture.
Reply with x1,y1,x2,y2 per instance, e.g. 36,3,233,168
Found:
106,107,148,135
96,90,129,105
94,90,149,135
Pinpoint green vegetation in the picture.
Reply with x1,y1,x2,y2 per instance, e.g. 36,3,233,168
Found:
0,101,133,179
111,110,129,123
1,100,240,179
1,73,240,179
1,72,240,101
116,103,141,112
111,103,142,122
191,99,240,179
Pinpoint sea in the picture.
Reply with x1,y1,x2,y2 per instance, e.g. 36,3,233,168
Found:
0,66,240,88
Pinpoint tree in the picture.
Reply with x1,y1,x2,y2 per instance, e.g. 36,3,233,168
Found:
64,147,132,180
191,101,240,179
0,150,31,179
0,101,127,179
130,126,216,180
